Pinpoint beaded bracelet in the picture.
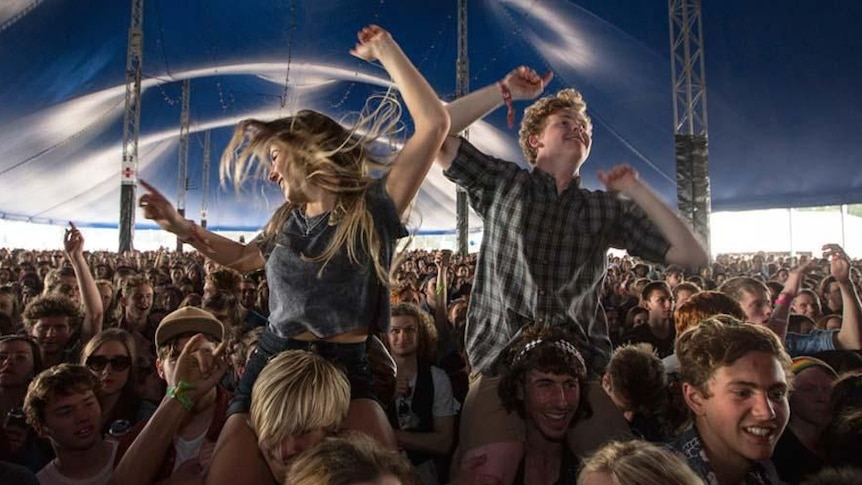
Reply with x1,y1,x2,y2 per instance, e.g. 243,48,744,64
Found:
167,381,196,411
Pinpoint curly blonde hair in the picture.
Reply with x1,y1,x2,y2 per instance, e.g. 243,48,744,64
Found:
518,88,592,165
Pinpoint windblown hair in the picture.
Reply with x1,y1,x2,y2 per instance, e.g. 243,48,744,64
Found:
498,325,591,422
221,103,402,284
250,350,350,474
519,88,592,165
24,364,100,431
388,302,437,364
676,316,791,397
579,440,704,485
286,433,419,485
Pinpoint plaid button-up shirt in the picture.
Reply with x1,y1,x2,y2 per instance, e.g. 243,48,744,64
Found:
444,139,671,376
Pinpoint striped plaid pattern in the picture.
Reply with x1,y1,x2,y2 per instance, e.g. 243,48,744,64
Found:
444,138,670,376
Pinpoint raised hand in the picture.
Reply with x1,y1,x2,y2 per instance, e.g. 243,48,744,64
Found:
171,333,229,403
63,222,84,259
824,243,851,283
138,179,188,236
349,24,394,62
597,164,640,193
501,66,554,101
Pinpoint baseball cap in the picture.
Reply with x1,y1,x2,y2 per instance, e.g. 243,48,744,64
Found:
155,306,224,347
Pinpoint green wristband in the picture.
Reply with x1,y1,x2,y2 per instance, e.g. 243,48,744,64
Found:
167,381,196,411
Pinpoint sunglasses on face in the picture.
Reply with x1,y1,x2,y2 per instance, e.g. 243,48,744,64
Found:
85,355,132,372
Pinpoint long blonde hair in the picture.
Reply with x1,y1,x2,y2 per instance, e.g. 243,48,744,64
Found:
579,440,704,485
221,100,402,283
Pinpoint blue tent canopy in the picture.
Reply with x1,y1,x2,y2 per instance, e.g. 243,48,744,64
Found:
1,0,860,233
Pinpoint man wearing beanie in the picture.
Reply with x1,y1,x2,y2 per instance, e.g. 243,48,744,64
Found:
113,306,230,483
772,356,838,484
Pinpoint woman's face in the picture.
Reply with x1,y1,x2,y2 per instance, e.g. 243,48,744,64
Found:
87,340,131,396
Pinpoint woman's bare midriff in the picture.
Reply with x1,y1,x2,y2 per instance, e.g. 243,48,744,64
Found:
290,327,369,344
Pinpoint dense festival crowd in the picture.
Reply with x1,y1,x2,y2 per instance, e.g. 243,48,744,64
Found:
1,23,861,485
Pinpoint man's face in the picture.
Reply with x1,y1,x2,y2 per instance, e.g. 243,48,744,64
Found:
423,277,437,302
170,268,184,284
789,367,833,429
40,390,101,452
240,282,257,308
157,335,217,386
739,289,772,324
521,370,580,442
124,284,154,320
0,340,35,388
643,289,674,325
97,285,113,314
665,272,683,288
31,316,72,355
792,293,819,320
387,316,419,358
686,351,789,466
531,108,592,166
0,294,13,318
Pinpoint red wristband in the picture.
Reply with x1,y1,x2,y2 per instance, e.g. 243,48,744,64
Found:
498,81,515,129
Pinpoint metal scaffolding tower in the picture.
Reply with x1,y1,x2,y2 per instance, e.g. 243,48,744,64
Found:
455,0,469,255
175,79,190,252
201,130,211,230
119,0,144,253
669,0,711,257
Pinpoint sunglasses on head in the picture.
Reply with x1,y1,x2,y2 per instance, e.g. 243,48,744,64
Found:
85,355,132,372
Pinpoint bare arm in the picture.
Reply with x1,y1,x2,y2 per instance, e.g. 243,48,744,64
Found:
598,165,708,268
437,67,553,170
765,261,814,341
395,415,455,455
138,180,265,273
351,25,450,217
206,414,276,485
826,244,862,349
64,223,103,343
110,335,228,485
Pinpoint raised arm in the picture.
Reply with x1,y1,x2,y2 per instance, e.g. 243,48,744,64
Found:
110,334,228,485
826,244,862,349
138,180,265,273
437,66,553,170
350,25,449,217
765,260,815,341
64,223,103,343
598,165,708,269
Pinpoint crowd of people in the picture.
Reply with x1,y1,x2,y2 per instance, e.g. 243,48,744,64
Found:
0,23,861,485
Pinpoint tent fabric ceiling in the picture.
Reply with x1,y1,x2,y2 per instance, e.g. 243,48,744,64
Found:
1,0,860,233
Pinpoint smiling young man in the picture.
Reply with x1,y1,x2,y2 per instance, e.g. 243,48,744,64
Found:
436,66,707,483
497,327,591,485
24,364,117,485
670,317,792,485
386,303,458,483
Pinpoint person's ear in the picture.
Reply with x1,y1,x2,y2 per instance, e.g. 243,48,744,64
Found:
155,358,167,382
682,382,708,416
601,373,613,394
528,134,542,149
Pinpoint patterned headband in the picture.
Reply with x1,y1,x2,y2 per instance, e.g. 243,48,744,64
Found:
513,338,587,372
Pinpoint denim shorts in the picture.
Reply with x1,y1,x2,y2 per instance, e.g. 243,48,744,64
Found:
227,328,375,416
